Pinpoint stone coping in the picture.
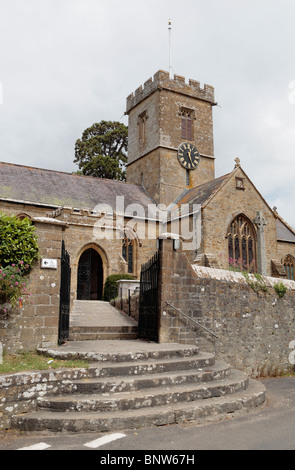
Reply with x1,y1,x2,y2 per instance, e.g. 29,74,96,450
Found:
192,265,295,290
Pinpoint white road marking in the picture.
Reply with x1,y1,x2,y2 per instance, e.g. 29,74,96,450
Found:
84,433,126,449
18,442,51,451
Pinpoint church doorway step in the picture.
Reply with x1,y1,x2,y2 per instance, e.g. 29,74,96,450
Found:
77,248,103,300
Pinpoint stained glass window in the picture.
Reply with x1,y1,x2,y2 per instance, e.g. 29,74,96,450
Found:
227,215,257,272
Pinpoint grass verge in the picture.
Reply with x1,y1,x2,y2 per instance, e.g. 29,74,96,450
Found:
0,351,89,374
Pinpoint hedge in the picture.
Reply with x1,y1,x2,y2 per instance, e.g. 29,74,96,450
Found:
103,274,134,301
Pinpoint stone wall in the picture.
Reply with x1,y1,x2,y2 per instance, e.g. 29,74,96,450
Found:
0,203,156,352
277,240,295,265
157,238,295,377
112,280,140,322
112,295,139,323
0,219,65,353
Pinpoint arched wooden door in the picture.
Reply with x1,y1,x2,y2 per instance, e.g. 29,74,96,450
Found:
77,248,103,300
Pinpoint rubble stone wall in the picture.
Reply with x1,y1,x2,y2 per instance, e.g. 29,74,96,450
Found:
158,238,295,377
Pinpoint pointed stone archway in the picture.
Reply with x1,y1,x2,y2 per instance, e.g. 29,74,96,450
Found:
77,248,103,300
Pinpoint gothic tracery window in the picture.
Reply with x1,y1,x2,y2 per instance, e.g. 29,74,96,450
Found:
227,215,256,272
283,255,295,280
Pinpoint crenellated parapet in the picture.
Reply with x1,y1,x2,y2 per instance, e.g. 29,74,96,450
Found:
126,70,216,114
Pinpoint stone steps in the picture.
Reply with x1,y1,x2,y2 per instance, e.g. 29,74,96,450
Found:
36,369,249,413
37,341,201,363
71,361,231,394
69,325,138,341
11,342,266,433
11,380,265,433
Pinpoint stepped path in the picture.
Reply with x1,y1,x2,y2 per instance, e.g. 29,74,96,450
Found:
69,300,138,340
10,301,266,433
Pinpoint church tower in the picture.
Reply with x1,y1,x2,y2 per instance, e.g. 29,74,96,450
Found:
125,70,217,206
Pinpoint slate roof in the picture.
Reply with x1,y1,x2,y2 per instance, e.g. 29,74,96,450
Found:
169,173,230,218
276,218,295,243
0,161,154,215
1,161,295,243
170,170,295,245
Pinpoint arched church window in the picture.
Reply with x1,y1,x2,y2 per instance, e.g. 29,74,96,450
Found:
283,255,295,280
122,235,134,274
16,213,32,221
227,215,256,272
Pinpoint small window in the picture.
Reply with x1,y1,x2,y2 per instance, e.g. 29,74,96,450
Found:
179,107,195,141
122,235,134,273
236,177,245,190
283,255,295,280
138,111,148,145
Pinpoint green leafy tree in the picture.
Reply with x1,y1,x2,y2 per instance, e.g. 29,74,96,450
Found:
74,120,128,181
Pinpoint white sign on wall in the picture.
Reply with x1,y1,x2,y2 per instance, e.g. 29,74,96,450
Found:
41,259,58,270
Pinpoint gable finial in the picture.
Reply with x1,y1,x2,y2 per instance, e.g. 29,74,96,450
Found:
234,157,241,168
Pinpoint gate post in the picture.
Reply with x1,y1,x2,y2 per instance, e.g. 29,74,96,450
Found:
157,235,183,343
138,250,160,342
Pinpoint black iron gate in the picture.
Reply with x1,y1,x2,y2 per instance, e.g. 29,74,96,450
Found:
58,241,71,345
138,251,160,342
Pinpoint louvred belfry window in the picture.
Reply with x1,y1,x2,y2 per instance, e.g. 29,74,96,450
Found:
227,215,257,272
180,108,194,141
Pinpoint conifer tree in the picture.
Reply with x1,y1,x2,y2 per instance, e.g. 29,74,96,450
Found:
74,120,128,181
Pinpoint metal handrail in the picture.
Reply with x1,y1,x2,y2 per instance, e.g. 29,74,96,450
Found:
165,301,219,339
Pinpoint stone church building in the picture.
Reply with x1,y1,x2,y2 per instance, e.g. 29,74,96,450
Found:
1,69,295,350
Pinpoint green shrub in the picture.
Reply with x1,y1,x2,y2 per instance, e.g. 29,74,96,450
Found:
274,282,287,298
0,263,31,311
0,211,39,273
103,274,134,301
242,272,269,294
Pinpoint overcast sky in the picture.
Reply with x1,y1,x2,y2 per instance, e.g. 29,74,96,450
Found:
0,0,295,226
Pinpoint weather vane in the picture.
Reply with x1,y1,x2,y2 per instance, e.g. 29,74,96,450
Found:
168,19,172,79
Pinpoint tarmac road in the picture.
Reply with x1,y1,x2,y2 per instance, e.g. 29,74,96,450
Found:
0,376,295,452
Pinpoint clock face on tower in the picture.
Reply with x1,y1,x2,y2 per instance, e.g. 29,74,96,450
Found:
177,143,200,170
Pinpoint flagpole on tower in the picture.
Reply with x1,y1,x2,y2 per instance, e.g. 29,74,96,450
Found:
168,18,173,79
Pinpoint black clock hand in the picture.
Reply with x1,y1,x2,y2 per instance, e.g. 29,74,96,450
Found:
187,149,193,165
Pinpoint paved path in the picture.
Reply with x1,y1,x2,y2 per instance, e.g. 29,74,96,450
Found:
39,338,197,356
70,300,137,327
